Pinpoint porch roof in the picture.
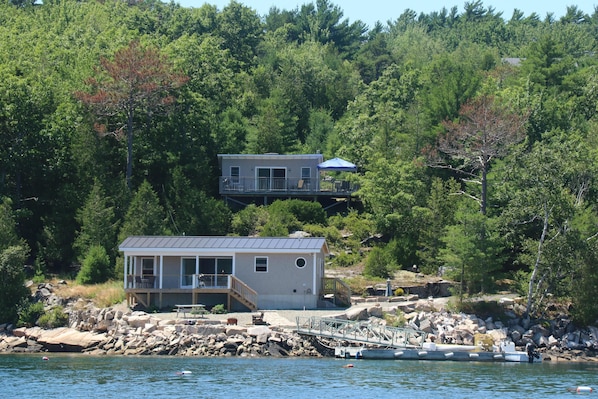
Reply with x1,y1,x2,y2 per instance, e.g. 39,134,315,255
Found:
119,236,329,255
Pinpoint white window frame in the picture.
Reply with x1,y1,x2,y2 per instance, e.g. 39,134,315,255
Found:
141,258,154,276
255,256,268,273
230,166,240,183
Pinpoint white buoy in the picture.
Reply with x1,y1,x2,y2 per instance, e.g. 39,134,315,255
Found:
576,386,593,393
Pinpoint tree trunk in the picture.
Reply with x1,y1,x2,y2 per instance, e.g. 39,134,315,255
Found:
526,202,549,318
126,100,134,191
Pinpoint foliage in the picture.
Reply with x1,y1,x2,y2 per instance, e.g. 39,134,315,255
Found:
54,280,125,308
37,306,69,329
73,180,118,263
267,199,327,225
4,0,598,326
17,301,45,328
231,204,269,236
330,251,362,268
0,245,30,324
302,224,342,244
211,304,227,314
440,205,505,297
75,40,188,190
76,245,112,285
118,180,168,242
363,245,397,279
383,309,407,327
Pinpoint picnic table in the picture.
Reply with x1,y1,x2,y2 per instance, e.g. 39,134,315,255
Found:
174,304,208,318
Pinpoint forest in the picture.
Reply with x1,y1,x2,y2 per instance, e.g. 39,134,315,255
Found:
1,0,598,324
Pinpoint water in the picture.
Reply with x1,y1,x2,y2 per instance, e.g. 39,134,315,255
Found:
1,354,597,398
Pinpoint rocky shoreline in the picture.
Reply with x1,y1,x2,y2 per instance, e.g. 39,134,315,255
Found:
1,283,598,362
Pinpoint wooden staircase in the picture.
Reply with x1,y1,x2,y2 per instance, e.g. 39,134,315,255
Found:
322,277,352,307
229,275,258,311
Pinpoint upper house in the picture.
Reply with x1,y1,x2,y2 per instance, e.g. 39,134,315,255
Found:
218,153,359,210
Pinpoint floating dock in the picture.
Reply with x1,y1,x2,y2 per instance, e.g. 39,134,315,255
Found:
295,316,540,363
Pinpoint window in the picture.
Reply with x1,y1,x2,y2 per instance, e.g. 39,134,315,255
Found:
301,167,311,189
141,258,154,276
181,258,196,287
296,257,306,268
255,257,268,272
230,166,240,183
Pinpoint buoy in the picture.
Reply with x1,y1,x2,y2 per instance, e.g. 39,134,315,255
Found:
576,386,593,393
176,370,192,375
343,363,354,368
444,352,454,358
42,356,49,361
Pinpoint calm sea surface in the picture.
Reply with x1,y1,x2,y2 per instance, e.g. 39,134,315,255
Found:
1,354,597,398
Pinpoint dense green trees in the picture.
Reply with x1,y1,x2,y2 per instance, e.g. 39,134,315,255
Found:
3,0,598,324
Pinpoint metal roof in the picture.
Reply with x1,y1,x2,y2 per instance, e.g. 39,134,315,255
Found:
217,153,323,161
119,236,328,254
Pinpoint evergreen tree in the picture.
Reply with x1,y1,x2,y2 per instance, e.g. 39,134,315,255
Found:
119,180,168,243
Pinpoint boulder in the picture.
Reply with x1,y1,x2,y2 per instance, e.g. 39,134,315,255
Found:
345,307,369,321
36,327,106,351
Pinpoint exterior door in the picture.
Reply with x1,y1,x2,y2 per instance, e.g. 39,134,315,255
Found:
257,168,286,190
181,258,195,288
257,168,270,190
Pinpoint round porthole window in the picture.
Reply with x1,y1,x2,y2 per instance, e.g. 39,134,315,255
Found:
296,257,306,268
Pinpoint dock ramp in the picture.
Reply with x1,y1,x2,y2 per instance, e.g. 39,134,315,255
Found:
295,316,426,349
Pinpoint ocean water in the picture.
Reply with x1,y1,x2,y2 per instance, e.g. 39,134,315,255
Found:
1,354,596,398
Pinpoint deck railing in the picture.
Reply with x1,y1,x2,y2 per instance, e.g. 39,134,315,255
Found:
219,176,357,195
125,273,230,290
322,277,352,307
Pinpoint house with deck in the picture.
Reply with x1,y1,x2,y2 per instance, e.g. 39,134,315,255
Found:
119,236,350,311
218,153,359,210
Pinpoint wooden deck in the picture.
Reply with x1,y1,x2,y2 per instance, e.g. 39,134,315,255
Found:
125,275,257,311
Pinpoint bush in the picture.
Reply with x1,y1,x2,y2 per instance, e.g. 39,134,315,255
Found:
37,306,69,328
364,246,396,279
17,301,45,328
231,204,268,236
0,245,31,324
76,245,112,284
268,199,327,225
211,304,227,314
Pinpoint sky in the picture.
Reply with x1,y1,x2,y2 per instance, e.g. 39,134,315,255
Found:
174,1,597,28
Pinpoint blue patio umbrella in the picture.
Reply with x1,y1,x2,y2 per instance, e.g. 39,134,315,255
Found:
317,157,357,172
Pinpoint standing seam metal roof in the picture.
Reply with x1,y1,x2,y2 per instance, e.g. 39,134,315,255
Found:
119,236,327,252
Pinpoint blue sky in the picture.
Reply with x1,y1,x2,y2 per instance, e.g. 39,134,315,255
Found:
174,1,597,28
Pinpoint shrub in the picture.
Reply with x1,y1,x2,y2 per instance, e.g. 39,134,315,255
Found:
76,245,112,284
211,304,227,314
17,301,45,328
383,310,407,327
0,245,31,324
231,204,269,236
364,246,396,279
268,199,326,225
394,287,404,296
37,306,69,329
